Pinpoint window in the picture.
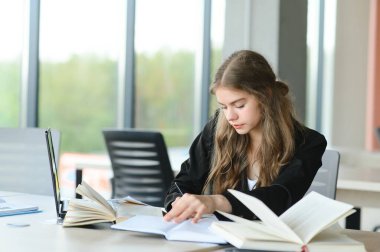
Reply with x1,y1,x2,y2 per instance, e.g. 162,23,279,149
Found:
135,0,203,147
0,1,24,127
209,0,226,116
39,0,124,153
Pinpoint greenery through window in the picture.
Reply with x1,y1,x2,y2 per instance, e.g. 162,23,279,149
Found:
39,0,123,153
0,0,23,127
135,0,203,147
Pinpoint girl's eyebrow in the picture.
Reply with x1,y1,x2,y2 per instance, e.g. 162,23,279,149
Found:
217,98,246,106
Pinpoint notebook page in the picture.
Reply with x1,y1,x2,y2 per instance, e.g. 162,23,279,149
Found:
111,215,175,236
169,217,226,243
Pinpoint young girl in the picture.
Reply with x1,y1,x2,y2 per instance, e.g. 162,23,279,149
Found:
164,50,327,224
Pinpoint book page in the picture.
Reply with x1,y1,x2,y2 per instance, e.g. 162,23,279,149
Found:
66,198,114,217
116,202,163,218
168,216,226,244
76,181,115,215
228,189,302,244
216,211,291,242
112,215,226,244
118,196,148,205
111,215,176,236
211,221,285,242
63,199,116,226
279,191,354,243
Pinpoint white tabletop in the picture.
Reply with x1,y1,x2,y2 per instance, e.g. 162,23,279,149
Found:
0,192,220,252
1,192,380,252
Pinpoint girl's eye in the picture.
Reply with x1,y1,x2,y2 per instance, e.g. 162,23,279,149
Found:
236,104,245,109
220,106,227,110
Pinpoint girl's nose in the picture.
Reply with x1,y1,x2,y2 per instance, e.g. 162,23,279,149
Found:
225,108,238,122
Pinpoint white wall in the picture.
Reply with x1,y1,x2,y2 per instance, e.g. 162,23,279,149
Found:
223,0,280,72
330,0,370,148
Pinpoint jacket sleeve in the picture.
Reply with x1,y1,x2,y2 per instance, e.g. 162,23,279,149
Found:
164,115,216,211
223,128,327,219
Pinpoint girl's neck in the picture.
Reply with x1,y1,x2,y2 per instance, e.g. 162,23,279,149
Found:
248,130,262,180
249,130,262,152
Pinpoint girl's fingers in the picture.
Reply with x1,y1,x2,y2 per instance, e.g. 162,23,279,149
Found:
164,194,211,223
191,208,206,223
164,197,188,221
173,207,195,223
171,196,181,206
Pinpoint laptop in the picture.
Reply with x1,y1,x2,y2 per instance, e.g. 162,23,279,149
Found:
45,128,69,223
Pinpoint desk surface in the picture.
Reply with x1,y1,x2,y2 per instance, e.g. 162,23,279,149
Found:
0,192,221,252
1,192,380,252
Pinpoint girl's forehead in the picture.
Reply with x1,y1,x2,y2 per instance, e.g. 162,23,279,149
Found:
214,86,247,96
215,86,255,103
215,86,248,94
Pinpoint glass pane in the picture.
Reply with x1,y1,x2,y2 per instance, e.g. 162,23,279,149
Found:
135,0,203,147
39,0,124,197
39,0,123,153
209,0,226,116
0,1,24,127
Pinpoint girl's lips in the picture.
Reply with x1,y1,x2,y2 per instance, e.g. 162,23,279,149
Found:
233,124,243,129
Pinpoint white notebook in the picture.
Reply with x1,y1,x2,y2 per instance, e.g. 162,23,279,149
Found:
111,214,226,244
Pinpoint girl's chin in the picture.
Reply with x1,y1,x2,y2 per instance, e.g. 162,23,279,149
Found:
234,128,249,135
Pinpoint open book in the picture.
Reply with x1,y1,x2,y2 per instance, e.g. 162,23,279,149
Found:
111,214,226,244
210,190,366,252
63,181,163,227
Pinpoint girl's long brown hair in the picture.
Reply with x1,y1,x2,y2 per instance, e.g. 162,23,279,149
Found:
203,50,303,194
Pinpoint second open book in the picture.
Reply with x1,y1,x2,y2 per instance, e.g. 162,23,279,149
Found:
63,181,163,227
210,190,366,252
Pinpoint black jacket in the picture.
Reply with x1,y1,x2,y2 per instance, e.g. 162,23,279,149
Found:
164,114,327,220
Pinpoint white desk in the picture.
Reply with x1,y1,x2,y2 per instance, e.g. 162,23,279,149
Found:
1,191,380,252
0,192,220,252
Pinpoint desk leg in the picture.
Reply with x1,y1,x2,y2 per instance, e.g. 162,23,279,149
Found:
75,169,82,199
346,207,361,230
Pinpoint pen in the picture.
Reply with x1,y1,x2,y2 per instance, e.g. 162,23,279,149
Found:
174,182,184,196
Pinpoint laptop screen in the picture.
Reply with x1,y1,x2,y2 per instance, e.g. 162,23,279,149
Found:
45,128,64,218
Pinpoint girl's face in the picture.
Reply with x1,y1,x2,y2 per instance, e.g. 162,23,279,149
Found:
215,86,262,136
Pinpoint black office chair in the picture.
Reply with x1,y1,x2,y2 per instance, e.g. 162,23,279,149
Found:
102,129,174,207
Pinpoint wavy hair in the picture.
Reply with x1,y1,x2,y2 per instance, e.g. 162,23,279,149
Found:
203,50,303,194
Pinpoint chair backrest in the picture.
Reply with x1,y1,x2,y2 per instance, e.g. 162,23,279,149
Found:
0,128,60,196
102,129,174,207
306,149,340,199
